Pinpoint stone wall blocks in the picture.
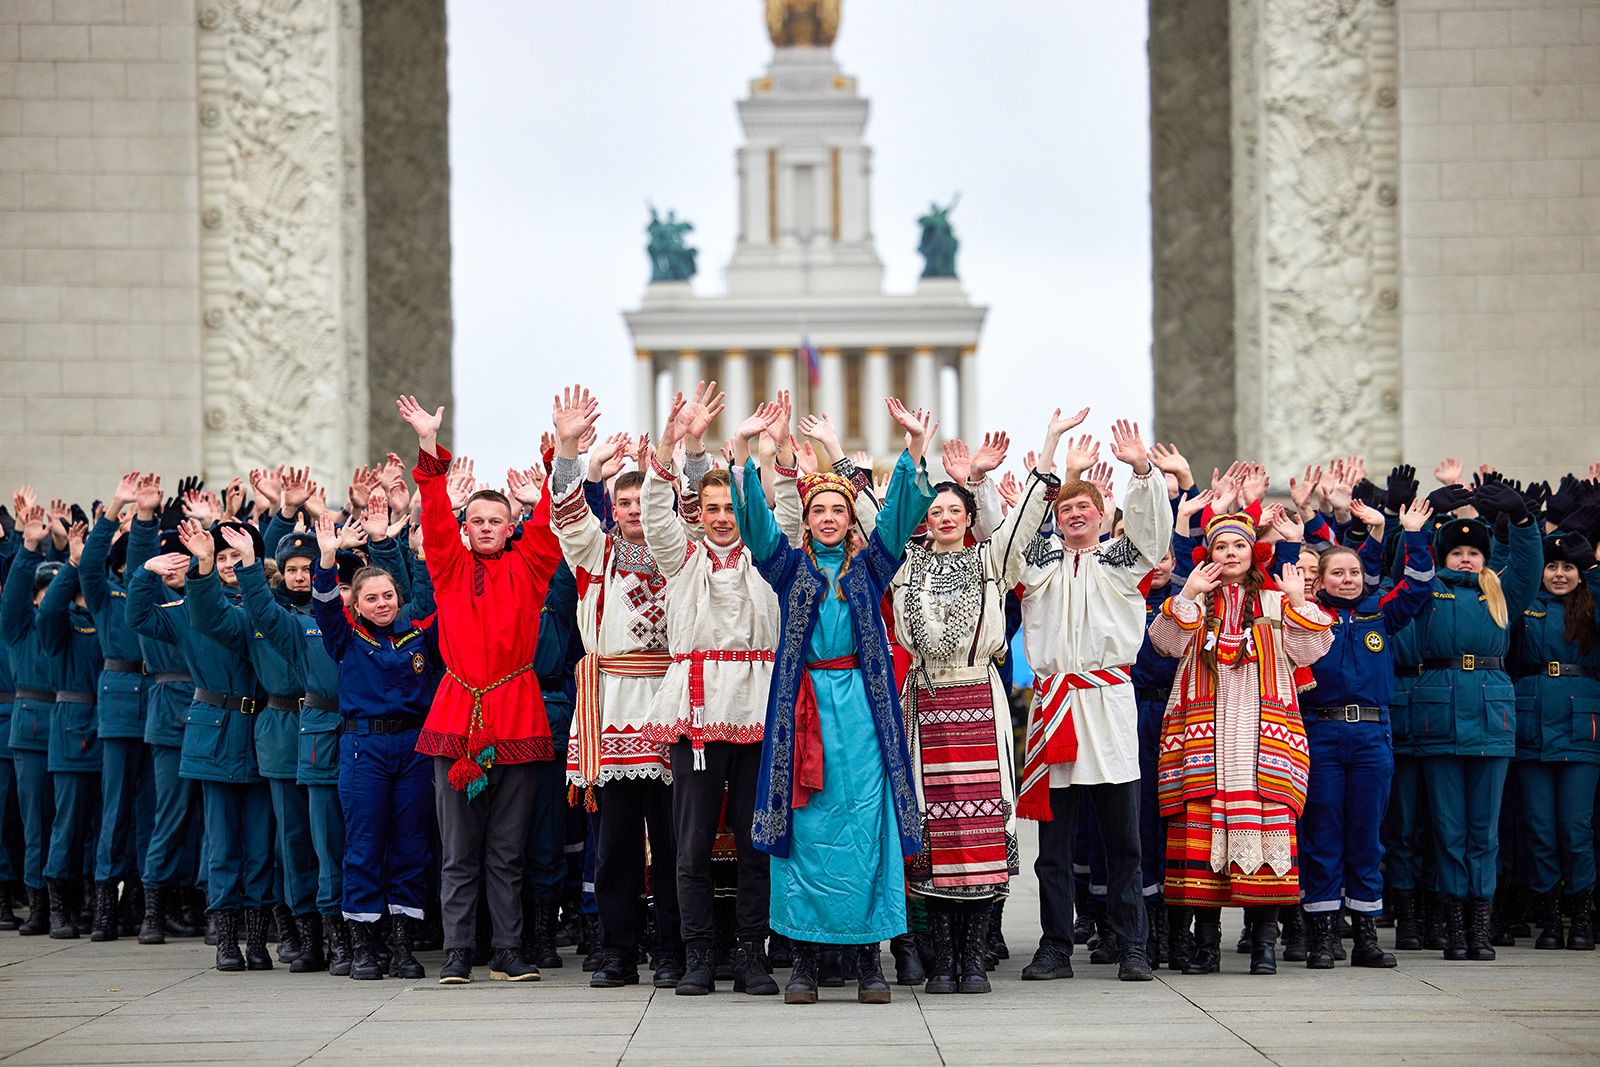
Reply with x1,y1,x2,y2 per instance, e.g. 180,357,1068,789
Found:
1439,85,1510,124
22,98,93,135
0,209,61,246
0,137,58,173
1510,159,1583,198
59,361,132,397
92,174,164,211
24,248,94,285
5,359,63,395
1511,309,1587,347
1438,159,1511,198
90,24,162,61
53,0,131,22
1585,8,1600,46
23,398,79,435
53,61,127,99
124,0,195,24
1404,48,1475,87
6,62,59,99
93,396,153,434
1438,10,1509,49
1544,46,1600,86
125,60,194,100
1403,123,1478,161
1403,162,1442,199
1473,121,1546,160
1473,47,1546,87
58,209,131,248
1512,234,1584,272
73,285,131,322
1509,84,1584,123
19,23,90,61
1546,196,1600,235
1546,121,1600,160
1507,9,1583,47
1437,235,1513,273
92,98,162,134
1401,13,1440,49
25,173,93,211
93,248,163,285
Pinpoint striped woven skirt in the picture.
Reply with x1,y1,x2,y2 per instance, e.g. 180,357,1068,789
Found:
1163,795,1300,907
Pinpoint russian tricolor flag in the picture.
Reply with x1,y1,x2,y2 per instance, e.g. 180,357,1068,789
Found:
801,336,821,387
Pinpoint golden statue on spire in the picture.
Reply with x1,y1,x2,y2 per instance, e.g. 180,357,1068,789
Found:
766,0,840,47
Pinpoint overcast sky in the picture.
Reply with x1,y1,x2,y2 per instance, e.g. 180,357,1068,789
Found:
446,1,1151,483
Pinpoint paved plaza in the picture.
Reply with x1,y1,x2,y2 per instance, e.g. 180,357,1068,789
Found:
2,824,1598,1066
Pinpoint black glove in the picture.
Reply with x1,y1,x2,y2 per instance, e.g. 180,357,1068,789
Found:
1427,484,1472,516
1522,480,1550,524
1386,465,1419,511
1549,474,1581,524
1560,503,1600,541
1475,481,1529,524
1353,479,1386,510
69,503,89,527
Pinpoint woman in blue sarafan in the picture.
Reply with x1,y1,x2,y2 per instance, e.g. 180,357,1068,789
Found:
730,395,935,1006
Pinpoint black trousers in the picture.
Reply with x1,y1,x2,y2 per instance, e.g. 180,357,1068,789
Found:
670,740,768,948
1035,781,1146,954
433,758,537,951
594,775,681,957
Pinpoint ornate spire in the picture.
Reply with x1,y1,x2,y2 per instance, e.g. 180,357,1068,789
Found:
765,0,840,47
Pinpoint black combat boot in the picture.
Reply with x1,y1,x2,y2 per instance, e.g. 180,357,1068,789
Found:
1236,916,1252,955
784,942,818,1004
1534,891,1565,950
1280,906,1307,962
732,937,779,995
531,900,562,968
554,896,580,947
923,909,959,992
989,898,1009,962
1089,913,1119,964
1392,889,1423,951
18,885,48,936
652,948,684,989
579,914,603,971
768,931,794,968
1145,897,1165,968
676,945,715,996
90,881,118,941
1182,912,1221,975
290,913,325,972
0,884,18,931
1425,891,1446,950
590,947,639,987
1565,893,1594,951
273,903,302,963
958,911,992,994
1489,887,1515,947
348,921,384,980
1249,919,1279,975
1072,883,1094,944
1466,897,1496,960
47,879,78,939
386,915,423,978
243,907,274,969
818,946,846,987
166,888,202,938
1440,896,1467,960
214,910,245,972
138,885,166,945
324,912,352,976
204,908,217,946
1351,913,1397,967
889,932,925,985
1305,911,1337,969
1167,904,1194,972
856,943,891,1004
118,883,142,937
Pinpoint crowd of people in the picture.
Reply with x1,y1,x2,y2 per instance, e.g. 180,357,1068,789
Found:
1,381,1597,1003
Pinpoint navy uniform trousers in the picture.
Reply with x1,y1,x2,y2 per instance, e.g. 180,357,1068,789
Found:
1300,717,1394,912
339,726,432,920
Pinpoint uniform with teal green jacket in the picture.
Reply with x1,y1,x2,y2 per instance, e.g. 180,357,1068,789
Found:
1413,514,1542,908
1510,562,1600,898
80,516,153,886
1383,620,1434,896
37,562,104,885
0,545,55,891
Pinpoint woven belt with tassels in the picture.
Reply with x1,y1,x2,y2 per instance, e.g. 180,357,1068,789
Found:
443,660,537,799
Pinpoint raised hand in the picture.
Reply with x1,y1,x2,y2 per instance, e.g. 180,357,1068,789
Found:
1149,442,1193,488
337,519,369,552
1386,464,1419,511
19,505,47,550
998,470,1022,511
312,513,340,565
66,520,87,566
1241,462,1270,504
768,390,794,454
969,431,1010,481
589,432,632,484
109,471,142,515
1108,419,1151,475
1064,435,1100,480
798,413,843,462
134,474,162,520
940,438,972,484
506,466,543,508
1048,406,1090,437
446,456,476,511
46,498,70,537
658,392,688,452
359,488,390,542
222,477,247,520
675,380,725,448
397,394,445,451
552,384,601,456
1426,482,1473,516
1266,502,1306,543
1182,560,1224,601
1289,464,1322,516
1039,407,1089,475
734,401,783,443
884,397,935,462
181,489,219,527
217,523,257,567
143,552,189,581
177,518,213,564
1279,562,1308,607
1349,498,1385,533
1433,456,1463,487
1175,487,1216,534
1399,497,1433,533
796,442,819,476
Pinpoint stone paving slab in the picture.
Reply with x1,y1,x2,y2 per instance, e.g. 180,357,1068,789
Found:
3,824,1599,1065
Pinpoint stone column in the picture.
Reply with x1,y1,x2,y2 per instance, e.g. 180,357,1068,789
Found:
819,347,844,424
722,349,751,445
1228,0,1400,474
675,349,702,401
771,348,797,401
957,345,979,441
911,346,938,421
635,350,656,436
863,347,890,457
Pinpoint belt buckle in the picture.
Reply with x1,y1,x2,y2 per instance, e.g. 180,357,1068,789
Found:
1345,704,1361,723
1548,661,1562,678
1461,654,1475,671
240,697,257,715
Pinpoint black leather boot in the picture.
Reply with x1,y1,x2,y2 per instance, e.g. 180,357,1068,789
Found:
1145,897,1165,967
1249,920,1279,975
18,885,48,936
784,942,818,1004
1392,889,1423,951
325,912,352,976
243,907,274,969
1280,906,1307,962
1489,887,1515,947
530,900,562,968
768,931,793,968
1072,882,1094,944
590,947,639,988
889,932,925,984
676,945,715,996
166,888,202,938
1182,913,1221,975
1167,904,1194,972
989,898,1009,961
204,908,217,947
1424,891,1446,950
652,948,684,989
348,921,384,980
856,944,891,1004
389,915,424,979
290,913,326,972
47,879,78,939
924,909,959,992
732,937,779,995
0,884,18,931
1466,897,1496,960
90,881,118,941
579,914,603,970
273,903,302,963
818,946,846,987
1235,917,1252,955
1534,891,1565,950
1089,914,1120,964
1565,892,1594,951
1305,911,1337,969
1440,896,1467,960
138,885,165,945
214,910,245,972
958,911,992,994
118,883,142,937
1351,913,1397,967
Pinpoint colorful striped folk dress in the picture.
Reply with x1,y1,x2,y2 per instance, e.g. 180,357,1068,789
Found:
889,469,1055,902
1149,586,1333,906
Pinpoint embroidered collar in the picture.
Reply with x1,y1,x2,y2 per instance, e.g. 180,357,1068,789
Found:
611,536,660,579
706,540,745,573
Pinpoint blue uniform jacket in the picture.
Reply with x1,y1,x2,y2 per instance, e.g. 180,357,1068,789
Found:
124,518,193,748
309,562,440,722
1510,569,1600,764
38,564,104,772
1,545,53,754
187,562,302,780
80,517,147,740
1306,529,1435,715
1409,518,1542,758
127,564,260,784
